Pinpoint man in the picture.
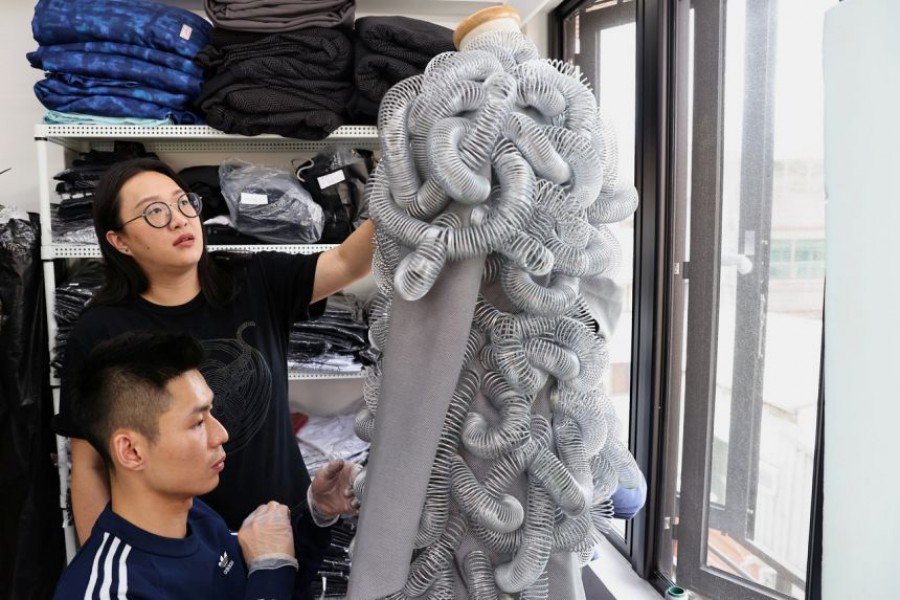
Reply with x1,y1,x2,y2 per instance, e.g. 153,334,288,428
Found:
54,331,359,599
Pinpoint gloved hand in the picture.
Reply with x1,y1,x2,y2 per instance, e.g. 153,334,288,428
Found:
309,459,363,520
237,501,298,573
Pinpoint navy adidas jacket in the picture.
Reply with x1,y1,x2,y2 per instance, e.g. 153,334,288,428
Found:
53,500,294,600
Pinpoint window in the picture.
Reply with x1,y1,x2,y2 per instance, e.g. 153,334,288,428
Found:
560,0,638,543
556,0,827,596
659,1,831,599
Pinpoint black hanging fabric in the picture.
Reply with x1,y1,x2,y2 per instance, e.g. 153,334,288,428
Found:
0,208,65,599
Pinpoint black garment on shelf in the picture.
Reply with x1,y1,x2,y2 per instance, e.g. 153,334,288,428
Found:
201,80,351,140
178,165,229,220
354,16,455,67
196,27,353,81
298,148,374,243
204,223,267,245
348,16,454,122
52,260,105,378
0,208,65,599
196,27,352,139
288,307,370,365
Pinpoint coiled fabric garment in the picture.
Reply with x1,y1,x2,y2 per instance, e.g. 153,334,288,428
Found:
349,18,643,600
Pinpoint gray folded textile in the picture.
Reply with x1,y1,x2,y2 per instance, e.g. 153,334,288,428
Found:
347,254,485,599
204,0,355,33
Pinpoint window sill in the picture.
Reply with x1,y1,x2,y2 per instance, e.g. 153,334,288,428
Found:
586,536,661,600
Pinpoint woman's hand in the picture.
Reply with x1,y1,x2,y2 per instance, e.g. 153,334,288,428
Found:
309,459,362,518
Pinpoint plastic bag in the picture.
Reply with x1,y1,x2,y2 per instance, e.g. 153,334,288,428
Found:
296,148,375,243
0,204,65,597
219,159,324,244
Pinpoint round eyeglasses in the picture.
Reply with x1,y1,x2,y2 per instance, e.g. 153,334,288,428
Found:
118,193,203,229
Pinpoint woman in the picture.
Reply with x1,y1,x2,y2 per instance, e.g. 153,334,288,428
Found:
55,157,374,594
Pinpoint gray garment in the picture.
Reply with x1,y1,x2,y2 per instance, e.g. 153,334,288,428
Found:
204,0,355,32
347,254,485,599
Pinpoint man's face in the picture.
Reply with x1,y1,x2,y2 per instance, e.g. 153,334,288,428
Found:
141,370,229,499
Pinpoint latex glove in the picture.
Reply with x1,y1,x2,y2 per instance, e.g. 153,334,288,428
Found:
309,459,363,519
237,501,296,566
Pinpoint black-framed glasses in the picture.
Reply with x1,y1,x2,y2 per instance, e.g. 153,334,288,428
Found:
118,193,203,229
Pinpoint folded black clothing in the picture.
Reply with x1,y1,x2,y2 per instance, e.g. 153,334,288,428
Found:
179,165,229,220
354,16,454,67
200,69,350,106
196,27,353,80
200,80,349,139
354,50,422,103
57,201,94,223
53,165,108,182
203,53,350,92
73,142,156,166
204,223,267,245
346,91,379,124
287,338,331,361
56,180,97,193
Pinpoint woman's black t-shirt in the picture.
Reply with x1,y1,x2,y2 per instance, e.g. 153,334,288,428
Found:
56,251,326,530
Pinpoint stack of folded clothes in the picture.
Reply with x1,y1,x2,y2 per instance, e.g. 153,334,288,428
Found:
287,307,371,375
27,0,210,123
52,261,105,378
51,143,158,243
308,516,357,599
348,16,455,124
195,27,355,139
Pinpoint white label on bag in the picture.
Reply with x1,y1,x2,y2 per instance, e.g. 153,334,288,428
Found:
317,169,346,189
180,24,193,40
240,192,269,205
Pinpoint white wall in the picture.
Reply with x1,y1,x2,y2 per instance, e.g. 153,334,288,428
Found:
0,4,52,215
822,1,900,598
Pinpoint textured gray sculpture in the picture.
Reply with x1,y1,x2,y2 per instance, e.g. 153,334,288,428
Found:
347,6,641,599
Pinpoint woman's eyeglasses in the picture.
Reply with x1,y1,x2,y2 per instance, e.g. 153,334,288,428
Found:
118,193,203,229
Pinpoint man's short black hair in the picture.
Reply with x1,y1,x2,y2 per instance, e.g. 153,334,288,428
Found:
72,331,205,469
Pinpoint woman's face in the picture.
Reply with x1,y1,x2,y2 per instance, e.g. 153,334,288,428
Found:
105,171,205,276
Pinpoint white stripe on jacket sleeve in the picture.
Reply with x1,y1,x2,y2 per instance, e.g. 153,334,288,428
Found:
85,532,111,598
117,544,132,599
99,536,121,598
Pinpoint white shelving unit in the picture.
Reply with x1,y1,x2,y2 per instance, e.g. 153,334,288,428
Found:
35,124,380,559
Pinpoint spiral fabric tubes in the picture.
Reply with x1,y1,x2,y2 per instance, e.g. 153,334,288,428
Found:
347,8,642,599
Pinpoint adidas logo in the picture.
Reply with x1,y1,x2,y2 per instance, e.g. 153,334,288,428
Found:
218,551,234,575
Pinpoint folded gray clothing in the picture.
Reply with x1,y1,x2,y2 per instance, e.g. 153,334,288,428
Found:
354,16,454,67
195,27,353,79
204,0,354,33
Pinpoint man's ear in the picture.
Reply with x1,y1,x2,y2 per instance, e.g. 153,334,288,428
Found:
105,230,132,256
111,430,147,472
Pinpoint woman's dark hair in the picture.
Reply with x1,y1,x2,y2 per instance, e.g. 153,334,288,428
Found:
91,158,244,307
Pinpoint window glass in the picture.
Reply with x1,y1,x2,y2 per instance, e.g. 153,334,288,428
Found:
660,1,834,598
562,0,637,541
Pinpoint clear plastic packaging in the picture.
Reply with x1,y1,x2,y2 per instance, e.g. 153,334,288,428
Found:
219,159,323,243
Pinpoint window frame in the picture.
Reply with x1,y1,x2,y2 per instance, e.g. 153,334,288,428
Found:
551,1,825,598
552,0,673,581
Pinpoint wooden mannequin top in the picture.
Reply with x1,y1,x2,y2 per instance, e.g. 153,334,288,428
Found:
453,5,523,51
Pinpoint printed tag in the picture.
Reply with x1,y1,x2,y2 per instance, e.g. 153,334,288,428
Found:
317,169,346,189
180,24,193,40
240,192,269,205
